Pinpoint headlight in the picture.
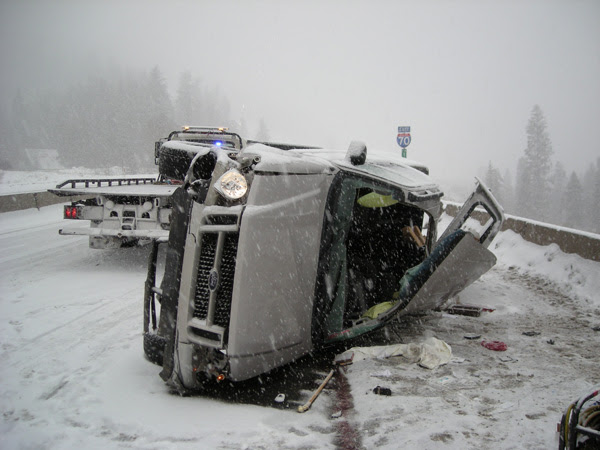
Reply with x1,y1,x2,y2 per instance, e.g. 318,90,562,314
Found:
215,169,248,200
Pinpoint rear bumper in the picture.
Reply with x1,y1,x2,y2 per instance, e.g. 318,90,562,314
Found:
58,227,169,240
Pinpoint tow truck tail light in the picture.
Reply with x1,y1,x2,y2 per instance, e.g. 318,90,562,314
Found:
64,205,82,219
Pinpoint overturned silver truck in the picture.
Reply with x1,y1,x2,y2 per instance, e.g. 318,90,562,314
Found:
143,138,504,391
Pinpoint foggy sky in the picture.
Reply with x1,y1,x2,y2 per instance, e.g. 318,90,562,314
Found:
1,0,599,184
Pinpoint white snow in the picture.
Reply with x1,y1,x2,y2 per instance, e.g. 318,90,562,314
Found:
1,175,599,448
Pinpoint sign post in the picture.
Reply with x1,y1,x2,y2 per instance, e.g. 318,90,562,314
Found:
397,126,411,158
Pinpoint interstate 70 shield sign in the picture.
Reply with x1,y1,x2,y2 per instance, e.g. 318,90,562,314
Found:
397,126,411,148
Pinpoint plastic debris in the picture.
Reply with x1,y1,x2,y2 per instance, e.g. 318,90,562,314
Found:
522,331,540,337
447,304,482,317
464,333,481,340
334,351,355,366
348,337,452,369
481,340,507,351
331,410,343,419
274,393,286,403
373,386,392,396
370,369,392,378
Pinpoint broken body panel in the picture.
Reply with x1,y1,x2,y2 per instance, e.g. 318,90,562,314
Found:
145,141,505,390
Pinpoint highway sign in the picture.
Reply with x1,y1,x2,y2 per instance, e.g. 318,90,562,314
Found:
397,126,411,148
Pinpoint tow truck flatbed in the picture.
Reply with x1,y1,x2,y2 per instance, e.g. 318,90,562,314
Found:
48,177,178,198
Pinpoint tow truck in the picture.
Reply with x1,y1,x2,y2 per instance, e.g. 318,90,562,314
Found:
49,127,245,248
142,137,505,390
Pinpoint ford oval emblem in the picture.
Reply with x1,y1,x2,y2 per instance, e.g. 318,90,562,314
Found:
208,269,219,292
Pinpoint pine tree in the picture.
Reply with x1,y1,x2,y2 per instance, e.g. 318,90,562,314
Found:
515,156,529,217
174,71,202,125
484,161,503,204
502,168,514,213
515,105,554,221
255,118,270,142
563,172,584,229
549,161,567,225
584,158,600,234
580,162,598,233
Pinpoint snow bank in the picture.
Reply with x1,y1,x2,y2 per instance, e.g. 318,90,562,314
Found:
492,228,600,308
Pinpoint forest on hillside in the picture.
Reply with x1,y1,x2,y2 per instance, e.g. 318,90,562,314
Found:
1,69,598,234
0,66,260,172
482,105,600,234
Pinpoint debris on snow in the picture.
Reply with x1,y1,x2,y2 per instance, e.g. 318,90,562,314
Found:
481,340,508,351
348,337,452,369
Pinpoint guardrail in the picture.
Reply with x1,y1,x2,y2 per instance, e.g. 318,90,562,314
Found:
0,191,91,213
444,203,600,262
1,193,598,263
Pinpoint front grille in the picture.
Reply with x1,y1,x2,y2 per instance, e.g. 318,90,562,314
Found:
193,232,239,330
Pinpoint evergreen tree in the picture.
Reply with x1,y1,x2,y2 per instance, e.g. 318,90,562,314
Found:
581,162,597,232
515,156,529,217
140,66,175,168
501,168,514,213
484,161,503,204
174,71,201,125
255,118,270,142
515,105,554,221
584,158,600,233
549,161,567,226
563,172,584,229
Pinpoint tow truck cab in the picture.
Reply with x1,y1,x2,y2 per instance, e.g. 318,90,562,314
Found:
52,127,245,249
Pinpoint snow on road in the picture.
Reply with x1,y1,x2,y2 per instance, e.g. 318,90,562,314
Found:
1,205,599,449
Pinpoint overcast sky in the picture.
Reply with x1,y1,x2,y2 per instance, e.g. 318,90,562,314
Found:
1,0,598,183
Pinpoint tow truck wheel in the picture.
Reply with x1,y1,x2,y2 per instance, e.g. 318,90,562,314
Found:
143,332,166,366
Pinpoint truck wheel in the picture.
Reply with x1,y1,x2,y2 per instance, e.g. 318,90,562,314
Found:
159,146,192,181
159,145,217,182
143,332,166,366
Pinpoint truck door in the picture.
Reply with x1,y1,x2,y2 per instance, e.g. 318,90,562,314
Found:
369,178,505,323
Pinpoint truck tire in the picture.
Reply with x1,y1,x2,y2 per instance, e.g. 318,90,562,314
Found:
158,144,217,182
143,332,166,366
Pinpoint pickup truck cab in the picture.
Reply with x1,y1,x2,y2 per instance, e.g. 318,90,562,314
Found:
143,139,505,390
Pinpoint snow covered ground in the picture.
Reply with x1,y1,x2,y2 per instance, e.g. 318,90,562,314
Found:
1,191,599,448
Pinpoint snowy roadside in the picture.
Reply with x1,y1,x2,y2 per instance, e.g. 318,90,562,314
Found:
334,225,600,449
